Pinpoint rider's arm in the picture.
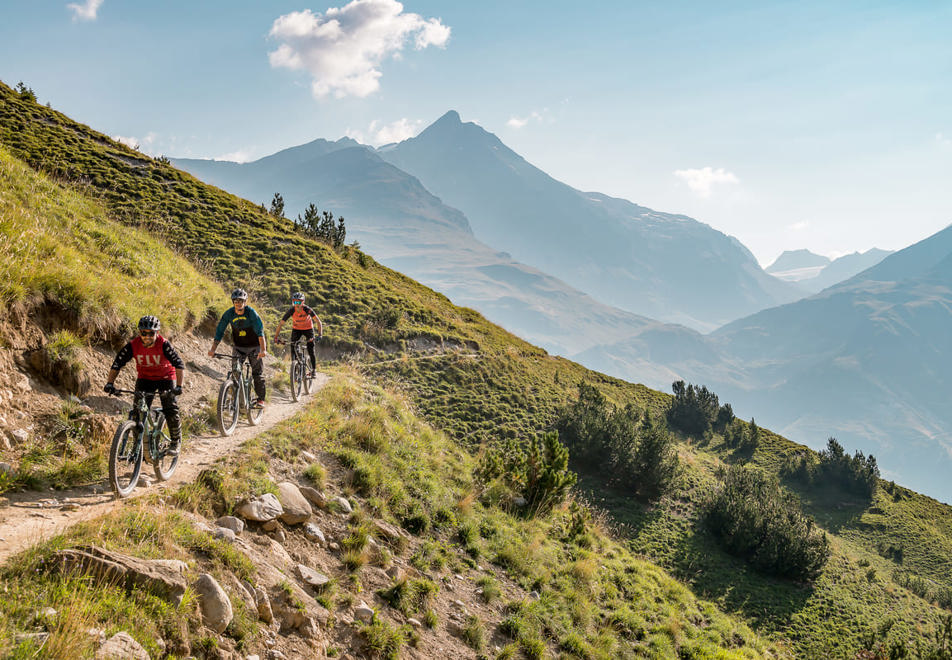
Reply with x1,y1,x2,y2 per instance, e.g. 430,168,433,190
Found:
209,309,233,355
163,341,186,387
106,342,133,387
304,305,323,335
274,319,286,341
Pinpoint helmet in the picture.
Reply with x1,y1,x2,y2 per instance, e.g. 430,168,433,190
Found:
137,315,161,331
231,288,248,301
292,291,305,302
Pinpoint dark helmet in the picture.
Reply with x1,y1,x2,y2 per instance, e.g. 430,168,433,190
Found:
231,288,248,301
292,291,305,302
137,315,161,331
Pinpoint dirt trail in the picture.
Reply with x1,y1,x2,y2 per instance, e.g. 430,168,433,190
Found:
0,374,329,565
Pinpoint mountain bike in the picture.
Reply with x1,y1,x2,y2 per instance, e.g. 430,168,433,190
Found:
275,337,316,402
106,388,179,498
212,351,264,436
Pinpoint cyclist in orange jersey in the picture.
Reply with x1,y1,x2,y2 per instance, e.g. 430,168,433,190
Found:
274,291,322,376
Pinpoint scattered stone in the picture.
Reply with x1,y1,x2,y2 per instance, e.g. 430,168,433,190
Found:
96,631,150,660
37,606,57,620
300,616,321,640
52,546,187,605
386,566,405,581
254,586,274,624
303,523,325,545
215,516,245,535
452,599,467,610
298,485,327,509
328,541,340,552
193,521,214,534
333,495,353,514
1,435,10,450
0,463,15,479
270,527,287,543
512,496,527,508
262,519,281,532
10,428,29,445
14,632,49,647
276,481,312,525
60,502,79,512
193,573,233,633
373,519,411,544
301,450,317,462
247,656,261,660
407,617,422,628
135,475,152,489
354,601,374,623
87,628,106,646
268,651,286,660
529,590,540,600
296,564,330,589
213,527,236,542
454,573,465,581
236,493,283,522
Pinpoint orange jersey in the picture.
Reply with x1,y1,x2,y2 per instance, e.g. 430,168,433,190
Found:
282,304,318,331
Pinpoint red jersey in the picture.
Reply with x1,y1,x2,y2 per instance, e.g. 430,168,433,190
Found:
130,335,177,380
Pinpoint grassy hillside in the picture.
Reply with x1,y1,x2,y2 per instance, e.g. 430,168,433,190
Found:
3,80,952,657
0,145,224,337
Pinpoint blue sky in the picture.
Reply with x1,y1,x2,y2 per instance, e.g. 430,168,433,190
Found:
2,0,950,265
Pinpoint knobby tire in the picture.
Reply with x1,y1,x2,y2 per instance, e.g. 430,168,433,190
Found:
109,420,142,498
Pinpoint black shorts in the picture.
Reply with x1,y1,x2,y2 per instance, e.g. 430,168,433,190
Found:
290,328,315,343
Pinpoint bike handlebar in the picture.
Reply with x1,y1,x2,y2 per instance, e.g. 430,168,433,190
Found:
108,388,174,396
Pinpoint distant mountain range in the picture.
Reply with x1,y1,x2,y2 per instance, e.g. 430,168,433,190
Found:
766,248,893,293
379,111,803,332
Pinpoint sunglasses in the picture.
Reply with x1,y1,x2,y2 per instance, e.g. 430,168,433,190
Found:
292,300,303,305
140,330,156,337
232,299,246,304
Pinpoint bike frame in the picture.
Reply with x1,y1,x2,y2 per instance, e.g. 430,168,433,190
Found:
115,388,165,460
214,350,259,415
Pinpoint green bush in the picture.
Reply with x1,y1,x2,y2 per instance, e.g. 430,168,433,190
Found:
476,431,577,515
705,465,830,580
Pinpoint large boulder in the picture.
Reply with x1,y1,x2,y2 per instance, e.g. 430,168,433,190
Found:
235,493,283,522
96,631,150,660
193,573,233,633
276,482,312,525
53,546,187,605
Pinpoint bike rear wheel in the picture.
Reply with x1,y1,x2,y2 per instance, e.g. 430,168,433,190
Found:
247,394,264,425
291,360,304,402
109,420,143,498
217,379,240,436
150,411,179,481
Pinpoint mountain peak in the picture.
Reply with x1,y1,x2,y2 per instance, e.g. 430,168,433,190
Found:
436,110,461,125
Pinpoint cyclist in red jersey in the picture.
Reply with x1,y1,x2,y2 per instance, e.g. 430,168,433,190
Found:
273,291,322,376
104,315,185,455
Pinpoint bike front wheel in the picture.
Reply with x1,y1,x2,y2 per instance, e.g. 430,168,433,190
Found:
217,379,240,436
290,360,305,402
150,411,179,481
109,420,143,498
247,392,264,426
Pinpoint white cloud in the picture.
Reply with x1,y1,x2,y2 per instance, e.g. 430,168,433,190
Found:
673,166,740,198
506,111,544,129
268,0,450,99
347,118,423,146
215,149,256,163
788,220,809,232
67,0,103,21
112,132,157,153
937,132,952,148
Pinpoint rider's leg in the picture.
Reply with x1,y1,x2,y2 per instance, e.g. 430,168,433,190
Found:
158,385,181,452
132,379,158,426
249,352,266,403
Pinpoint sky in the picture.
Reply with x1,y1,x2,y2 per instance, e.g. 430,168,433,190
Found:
2,0,951,266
